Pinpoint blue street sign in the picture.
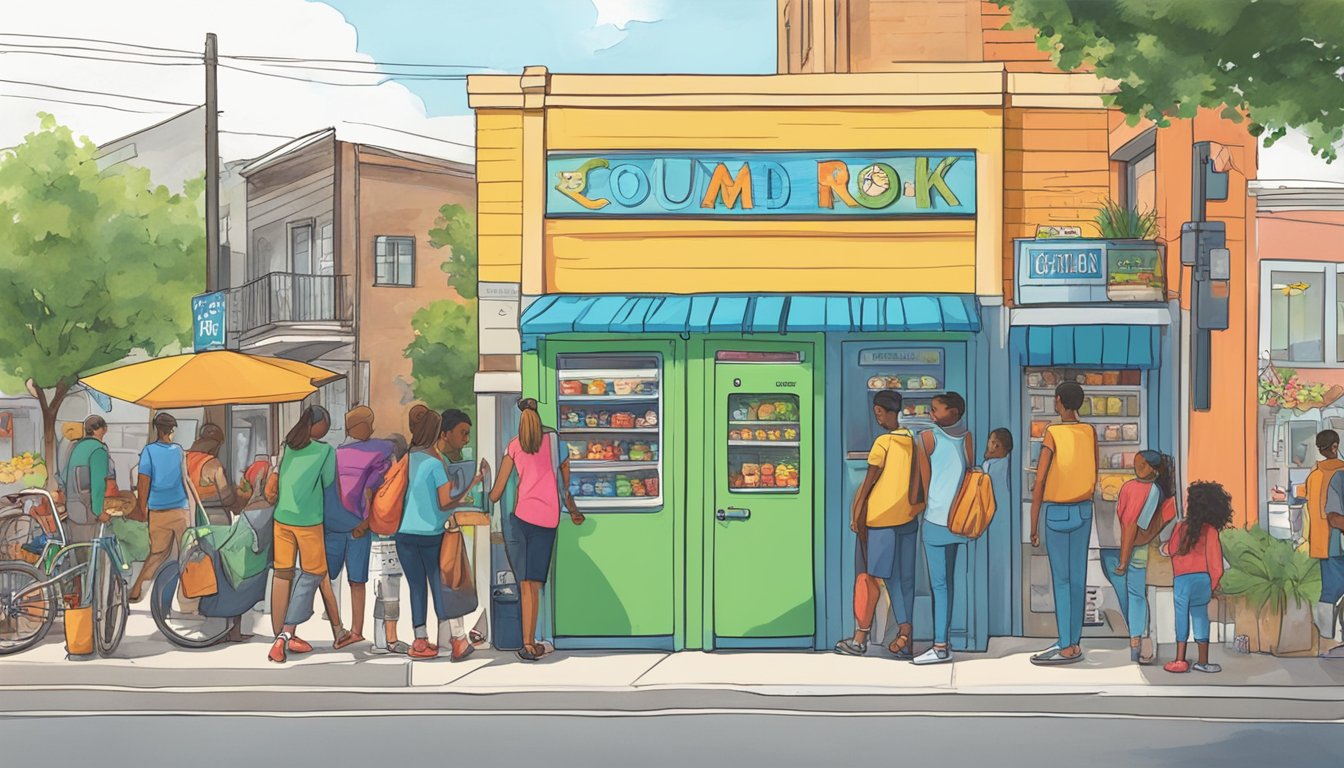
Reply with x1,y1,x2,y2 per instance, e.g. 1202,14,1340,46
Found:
192,292,227,352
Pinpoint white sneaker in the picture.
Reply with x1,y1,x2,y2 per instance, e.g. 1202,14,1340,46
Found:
912,647,953,665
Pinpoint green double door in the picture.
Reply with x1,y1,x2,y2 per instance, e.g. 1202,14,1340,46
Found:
546,337,819,649
708,342,818,644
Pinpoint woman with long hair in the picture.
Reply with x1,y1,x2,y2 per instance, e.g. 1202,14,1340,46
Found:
396,405,483,660
1104,450,1178,664
267,405,356,664
1161,480,1233,674
487,398,585,661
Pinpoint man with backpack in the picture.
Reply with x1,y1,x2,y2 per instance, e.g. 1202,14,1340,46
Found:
835,390,923,660
62,416,112,550
329,406,396,648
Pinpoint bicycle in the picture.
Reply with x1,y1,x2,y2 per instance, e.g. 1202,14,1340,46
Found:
0,489,130,657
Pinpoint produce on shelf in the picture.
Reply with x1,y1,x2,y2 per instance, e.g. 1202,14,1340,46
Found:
1257,366,1344,411
0,452,47,487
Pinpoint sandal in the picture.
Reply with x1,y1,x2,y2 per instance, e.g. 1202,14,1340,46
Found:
469,629,486,645
333,631,362,651
834,638,867,656
1031,648,1083,666
516,645,540,662
887,633,913,660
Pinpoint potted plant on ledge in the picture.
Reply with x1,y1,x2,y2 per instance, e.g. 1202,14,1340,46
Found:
1093,199,1165,302
1219,527,1322,656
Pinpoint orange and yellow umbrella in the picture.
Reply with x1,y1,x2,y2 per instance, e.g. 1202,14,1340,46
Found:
80,351,343,408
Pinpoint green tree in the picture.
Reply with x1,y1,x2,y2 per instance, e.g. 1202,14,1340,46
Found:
0,115,204,480
406,203,478,417
1001,0,1344,160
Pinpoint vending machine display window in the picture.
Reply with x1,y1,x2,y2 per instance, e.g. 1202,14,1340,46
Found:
727,393,801,494
845,347,947,456
556,354,662,510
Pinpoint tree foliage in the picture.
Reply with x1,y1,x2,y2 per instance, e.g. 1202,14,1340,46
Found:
407,202,478,417
0,114,203,475
1001,0,1344,160
428,203,477,300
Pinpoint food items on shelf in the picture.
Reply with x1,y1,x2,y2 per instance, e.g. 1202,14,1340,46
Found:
614,380,635,396
637,410,658,428
921,376,938,389
0,452,46,487
588,379,608,396
754,430,768,441
1031,421,1047,439
732,406,750,420
1104,425,1122,442
1122,424,1139,442
868,376,888,390
760,463,776,487
1103,372,1121,385
1042,371,1059,386
570,439,659,463
742,463,761,487
611,412,636,429
783,428,799,440
1027,373,1043,388
1107,397,1124,416
560,380,584,396
567,443,583,460
1099,474,1126,502
757,403,776,420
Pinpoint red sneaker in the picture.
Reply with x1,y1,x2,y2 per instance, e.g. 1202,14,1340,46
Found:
1163,659,1190,674
451,637,475,662
408,638,439,659
267,637,287,664
287,636,314,654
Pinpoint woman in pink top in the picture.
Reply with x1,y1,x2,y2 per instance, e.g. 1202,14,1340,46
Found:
487,398,585,661
1161,481,1232,674
1106,450,1177,664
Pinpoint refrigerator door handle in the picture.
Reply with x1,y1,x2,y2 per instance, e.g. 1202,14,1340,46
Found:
716,507,751,522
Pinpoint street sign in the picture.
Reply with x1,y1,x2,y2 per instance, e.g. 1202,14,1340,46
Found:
191,291,227,352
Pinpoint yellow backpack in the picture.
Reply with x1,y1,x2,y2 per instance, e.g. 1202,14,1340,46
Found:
948,469,996,539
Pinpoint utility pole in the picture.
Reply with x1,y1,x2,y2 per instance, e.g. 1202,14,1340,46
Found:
205,32,220,294
1181,142,1231,412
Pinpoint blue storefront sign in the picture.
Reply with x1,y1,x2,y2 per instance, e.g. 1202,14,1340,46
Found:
546,151,976,217
1015,239,1166,304
191,292,227,352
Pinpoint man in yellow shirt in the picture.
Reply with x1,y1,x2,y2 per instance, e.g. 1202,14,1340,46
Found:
835,390,923,659
1030,381,1099,666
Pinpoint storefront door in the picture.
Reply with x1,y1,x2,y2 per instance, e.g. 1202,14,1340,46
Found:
710,343,816,643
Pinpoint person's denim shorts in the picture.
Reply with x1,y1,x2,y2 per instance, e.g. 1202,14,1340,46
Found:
325,528,373,584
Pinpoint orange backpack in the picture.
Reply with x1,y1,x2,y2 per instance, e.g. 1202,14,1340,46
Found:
948,469,997,539
368,454,410,536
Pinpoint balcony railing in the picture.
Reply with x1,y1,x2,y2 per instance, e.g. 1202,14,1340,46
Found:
222,272,352,338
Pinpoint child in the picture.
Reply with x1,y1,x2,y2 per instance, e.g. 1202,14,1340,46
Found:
1108,450,1177,664
835,390,922,659
1161,481,1232,674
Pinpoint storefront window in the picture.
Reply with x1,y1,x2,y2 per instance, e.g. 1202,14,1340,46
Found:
557,354,662,510
1268,270,1325,363
727,394,801,494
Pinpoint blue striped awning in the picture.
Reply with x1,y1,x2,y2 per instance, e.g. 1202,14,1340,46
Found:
1011,325,1161,369
520,294,980,349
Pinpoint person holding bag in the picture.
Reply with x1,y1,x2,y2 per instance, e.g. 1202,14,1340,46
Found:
127,413,192,603
1106,450,1177,664
397,406,483,661
487,398,585,662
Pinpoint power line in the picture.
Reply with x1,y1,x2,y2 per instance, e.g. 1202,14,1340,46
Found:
220,129,299,141
0,41,198,61
228,54,494,70
0,77,196,107
0,32,196,55
0,92,172,115
0,49,199,67
219,62,464,86
225,58,479,79
341,120,474,148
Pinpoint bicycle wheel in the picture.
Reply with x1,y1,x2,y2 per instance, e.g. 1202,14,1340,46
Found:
92,545,128,657
0,561,55,654
150,560,229,649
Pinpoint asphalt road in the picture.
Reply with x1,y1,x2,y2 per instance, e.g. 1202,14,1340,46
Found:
1,712,1340,767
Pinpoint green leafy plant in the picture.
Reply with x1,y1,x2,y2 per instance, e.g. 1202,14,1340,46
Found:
0,115,203,484
1001,0,1344,161
1220,527,1322,618
405,202,478,420
1093,199,1158,240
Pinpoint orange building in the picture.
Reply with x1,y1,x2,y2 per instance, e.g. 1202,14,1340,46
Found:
468,0,1258,650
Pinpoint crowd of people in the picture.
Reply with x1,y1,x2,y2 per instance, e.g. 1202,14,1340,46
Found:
59,397,579,664
54,382,1268,671
837,382,1234,673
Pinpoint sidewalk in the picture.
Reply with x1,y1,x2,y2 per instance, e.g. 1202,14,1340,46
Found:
5,607,1344,703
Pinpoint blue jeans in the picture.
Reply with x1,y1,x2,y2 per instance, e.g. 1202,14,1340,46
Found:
1174,572,1213,643
922,521,968,646
395,533,448,630
1043,501,1093,648
867,520,919,625
1099,548,1148,638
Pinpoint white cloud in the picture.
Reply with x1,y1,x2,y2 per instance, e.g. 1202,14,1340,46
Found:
0,1,473,163
1258,128,1344,184
591,0,665,30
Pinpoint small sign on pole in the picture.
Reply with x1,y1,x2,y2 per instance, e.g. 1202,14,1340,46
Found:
192,292,227,352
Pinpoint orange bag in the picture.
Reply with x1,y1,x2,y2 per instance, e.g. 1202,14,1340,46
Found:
439,527,473,591
180,549,219,598
948,470,997,539
368,455,409,536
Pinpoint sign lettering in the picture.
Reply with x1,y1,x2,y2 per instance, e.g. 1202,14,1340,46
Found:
191,291,228,352
546,151,976,217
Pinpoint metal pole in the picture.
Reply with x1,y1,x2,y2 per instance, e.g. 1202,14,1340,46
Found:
205,33,220,294
1191,142,1212,411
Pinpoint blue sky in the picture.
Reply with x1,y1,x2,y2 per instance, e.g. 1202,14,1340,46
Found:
323,0,777,116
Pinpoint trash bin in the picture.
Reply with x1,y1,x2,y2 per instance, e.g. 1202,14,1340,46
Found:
64,605,94,659
491,583,522,651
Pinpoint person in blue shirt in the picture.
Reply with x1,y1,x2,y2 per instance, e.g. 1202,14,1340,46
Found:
128,412,191,603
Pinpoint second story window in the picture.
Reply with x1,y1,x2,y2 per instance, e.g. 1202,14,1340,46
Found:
375,236,415,287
